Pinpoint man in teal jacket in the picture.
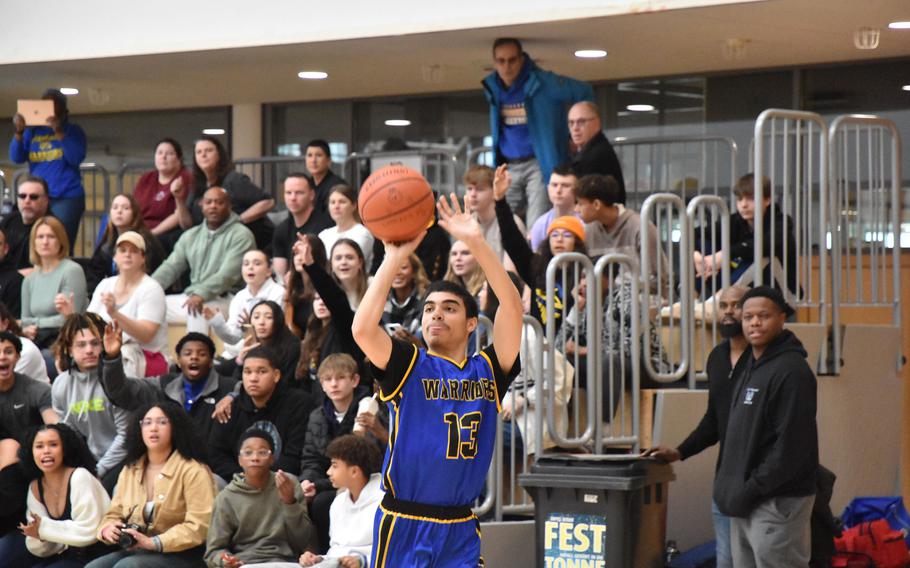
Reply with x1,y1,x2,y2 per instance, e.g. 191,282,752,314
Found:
153,187,255,334
482,37,594,226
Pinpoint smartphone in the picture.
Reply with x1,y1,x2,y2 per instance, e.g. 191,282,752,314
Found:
17,100,54,127
241,324,255,341
384,323,403,335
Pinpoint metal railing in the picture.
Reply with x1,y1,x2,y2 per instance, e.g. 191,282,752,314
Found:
343,148,460,197
614,135,739,210
753,109,830,371
116,161,154,195
641,193,691,384
829,114,902,373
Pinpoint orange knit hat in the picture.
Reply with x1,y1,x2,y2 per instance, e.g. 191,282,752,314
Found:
546,215,585,242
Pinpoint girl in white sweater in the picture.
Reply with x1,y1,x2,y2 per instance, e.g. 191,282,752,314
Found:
19,423,111,566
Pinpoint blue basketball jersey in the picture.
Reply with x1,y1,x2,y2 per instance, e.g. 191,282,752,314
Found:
376,339,513,507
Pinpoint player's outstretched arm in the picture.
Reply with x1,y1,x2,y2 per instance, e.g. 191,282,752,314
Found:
437,193,522,373
351,231,426,370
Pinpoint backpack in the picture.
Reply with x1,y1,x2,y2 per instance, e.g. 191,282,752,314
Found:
832,519,909,568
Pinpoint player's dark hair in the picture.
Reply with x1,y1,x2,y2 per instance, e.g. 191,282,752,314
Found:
305,139,331,159
575,174,622,207
493,37,524,55
175,332,216,358
326,434,383,477
422,280,479,320
19,423,98,480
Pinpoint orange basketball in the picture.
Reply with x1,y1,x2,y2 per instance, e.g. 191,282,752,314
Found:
358,165,435,242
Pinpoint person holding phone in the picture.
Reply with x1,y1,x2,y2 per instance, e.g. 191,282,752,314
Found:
10,89,87,250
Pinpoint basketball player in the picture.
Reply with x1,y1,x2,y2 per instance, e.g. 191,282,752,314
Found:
352,193,522,567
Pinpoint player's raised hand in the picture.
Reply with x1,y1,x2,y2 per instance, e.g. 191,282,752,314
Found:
437,193,482,243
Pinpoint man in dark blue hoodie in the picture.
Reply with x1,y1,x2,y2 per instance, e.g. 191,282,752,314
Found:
482,37,593,227
713,286,818,568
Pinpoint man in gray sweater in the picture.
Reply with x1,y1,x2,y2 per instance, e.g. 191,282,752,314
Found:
51,313,129,492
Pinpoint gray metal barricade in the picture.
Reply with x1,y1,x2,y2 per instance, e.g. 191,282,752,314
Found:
343,149,460,197
640,193,691,384
117,161,155,195
614,135,739,210
467,146,494,168
544,252,641,455
234,157,307,206
686,195,731,382
472,315,496,517
829,114,902,374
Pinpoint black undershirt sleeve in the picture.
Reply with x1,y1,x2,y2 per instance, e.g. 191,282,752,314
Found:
369,338,418,399
481,344,521,403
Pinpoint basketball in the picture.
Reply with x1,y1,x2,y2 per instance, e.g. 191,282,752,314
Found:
358,165,435,242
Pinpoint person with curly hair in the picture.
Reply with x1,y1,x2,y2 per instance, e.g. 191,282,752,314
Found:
90,401,215,568
17,423,111,566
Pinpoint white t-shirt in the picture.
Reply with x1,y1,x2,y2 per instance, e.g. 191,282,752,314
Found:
17,336,49,384
88,275,168,354
319,223,375,271
209,277,286,358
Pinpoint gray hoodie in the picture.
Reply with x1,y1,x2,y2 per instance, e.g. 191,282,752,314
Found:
205,471,313,567
51,367,129,477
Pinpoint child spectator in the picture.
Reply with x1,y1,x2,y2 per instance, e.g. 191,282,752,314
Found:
329,239,368,310
380,254,429,337
208,347,312,482
299,435,383,568
300,355,384,553
101,328,236,462
91,401,215,568
19,423,111,566
205,429,313,567
205,249,285,365
318,185,374,271
86,193,165,293
52,313,130,492
83,231,169,377
132,138,194,252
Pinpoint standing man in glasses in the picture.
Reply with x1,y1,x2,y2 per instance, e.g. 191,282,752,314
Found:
568,101,626,205
482,37,594,227
0,175,54,273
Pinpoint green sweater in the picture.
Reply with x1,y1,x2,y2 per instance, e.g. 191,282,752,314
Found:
152,213,255,301
21,258,87,329
204,472,313,567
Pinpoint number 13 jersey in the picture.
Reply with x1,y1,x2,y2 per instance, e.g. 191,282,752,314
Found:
372,338,520,507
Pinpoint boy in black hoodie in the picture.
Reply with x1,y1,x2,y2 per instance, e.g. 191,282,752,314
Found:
713,286,818,568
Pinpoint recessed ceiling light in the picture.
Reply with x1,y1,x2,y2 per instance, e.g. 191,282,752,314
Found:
59,87,79,96
297,71,328,80
384,119,411,126
202,128,225,135
626,104,656,112
575,49,607,58
888,21,910,29
902,85,910,91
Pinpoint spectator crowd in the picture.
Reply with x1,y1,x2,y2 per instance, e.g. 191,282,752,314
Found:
0,37,811,568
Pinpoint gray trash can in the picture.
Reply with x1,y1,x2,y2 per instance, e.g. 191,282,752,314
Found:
519,455,675,568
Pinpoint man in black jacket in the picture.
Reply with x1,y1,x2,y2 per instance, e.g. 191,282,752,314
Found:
568,101,626,204
644,285,749,568
714,286,818,568
208,346,312,482
101,329,236,458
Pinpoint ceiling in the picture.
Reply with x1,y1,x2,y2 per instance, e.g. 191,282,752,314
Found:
1,0,908,116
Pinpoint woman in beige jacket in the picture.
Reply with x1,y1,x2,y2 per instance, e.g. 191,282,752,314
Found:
88,400,216,568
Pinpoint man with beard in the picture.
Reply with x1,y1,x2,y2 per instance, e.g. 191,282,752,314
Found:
643,284,749,568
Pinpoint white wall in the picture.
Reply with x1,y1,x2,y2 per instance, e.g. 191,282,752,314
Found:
0,0,763,65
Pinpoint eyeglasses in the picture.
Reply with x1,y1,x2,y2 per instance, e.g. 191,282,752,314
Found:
239,449,272,458
17,193,42,201
567,117,596,128
140,418,170,427
549,230,575,239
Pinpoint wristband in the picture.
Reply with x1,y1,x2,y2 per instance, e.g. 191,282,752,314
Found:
152,535,163,552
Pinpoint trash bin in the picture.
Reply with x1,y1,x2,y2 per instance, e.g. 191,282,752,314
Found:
519,455,675,568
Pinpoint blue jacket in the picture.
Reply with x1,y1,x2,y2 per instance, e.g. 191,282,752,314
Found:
9,123,87,199
482,56,594,182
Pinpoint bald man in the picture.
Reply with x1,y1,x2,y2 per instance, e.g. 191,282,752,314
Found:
643,285,750,568
152,187,255,333
568,101,626,204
